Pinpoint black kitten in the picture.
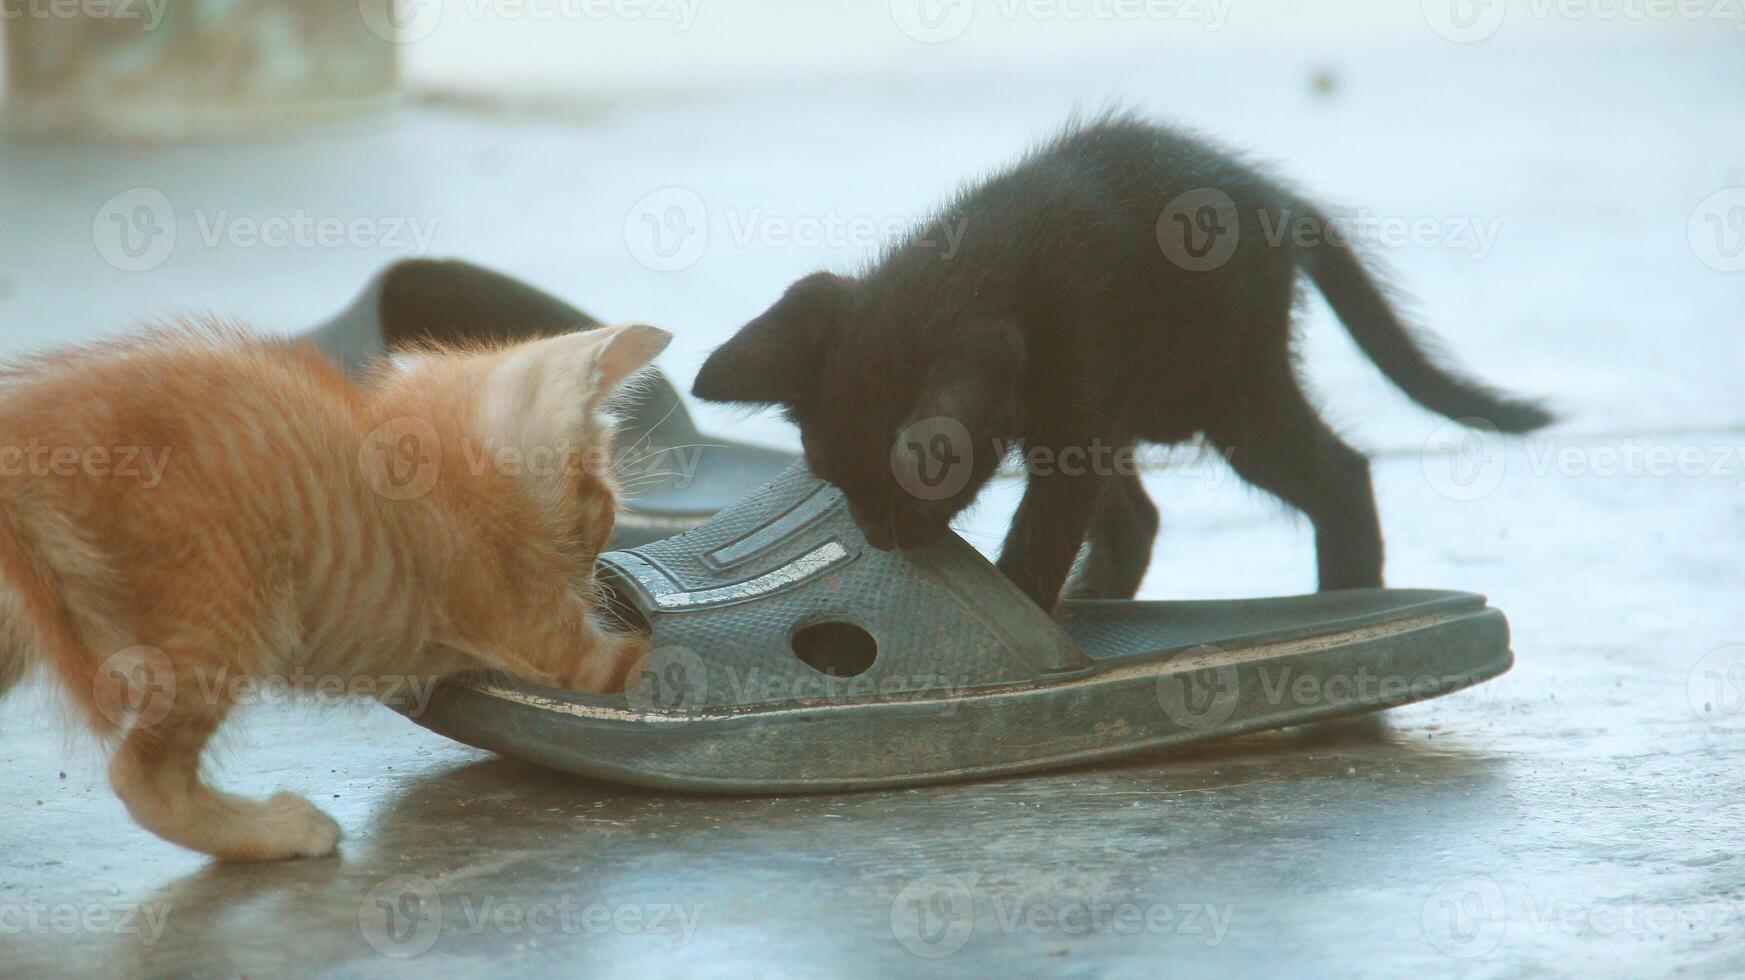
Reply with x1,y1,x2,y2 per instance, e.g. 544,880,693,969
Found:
694,113,1550,611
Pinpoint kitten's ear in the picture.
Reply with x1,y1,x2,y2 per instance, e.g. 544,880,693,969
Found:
480,324,672,450
578,323,674,406
692,272,850,405
906,322,1026,435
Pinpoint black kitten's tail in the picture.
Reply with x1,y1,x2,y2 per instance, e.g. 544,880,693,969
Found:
1296,213,1553,434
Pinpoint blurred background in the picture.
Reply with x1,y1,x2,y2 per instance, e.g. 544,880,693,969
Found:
3,6,1744,977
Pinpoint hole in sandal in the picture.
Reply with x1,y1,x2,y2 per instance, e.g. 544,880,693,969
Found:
791,622,878,678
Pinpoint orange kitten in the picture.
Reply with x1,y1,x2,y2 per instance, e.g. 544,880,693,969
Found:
0,321,669,861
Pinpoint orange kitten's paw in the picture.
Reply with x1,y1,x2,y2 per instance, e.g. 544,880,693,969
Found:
564,632,652,694
236,793,344,861
611,633,653,693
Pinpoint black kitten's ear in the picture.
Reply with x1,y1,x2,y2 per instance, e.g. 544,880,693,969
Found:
693,272,851,405
907,321,1027,434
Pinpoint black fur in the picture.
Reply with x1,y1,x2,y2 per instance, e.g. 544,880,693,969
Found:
694,113,1551,611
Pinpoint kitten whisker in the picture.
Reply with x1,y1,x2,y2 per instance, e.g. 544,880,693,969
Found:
616,398,685,462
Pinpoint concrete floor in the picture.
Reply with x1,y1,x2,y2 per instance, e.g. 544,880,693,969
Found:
2,27,1744,980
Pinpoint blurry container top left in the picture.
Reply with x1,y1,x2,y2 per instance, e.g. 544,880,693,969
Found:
2,0,402,140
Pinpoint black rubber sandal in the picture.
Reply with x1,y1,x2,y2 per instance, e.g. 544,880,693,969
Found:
408,464,1512,791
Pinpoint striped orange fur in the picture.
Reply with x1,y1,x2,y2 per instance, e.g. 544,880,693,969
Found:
0,320,670,860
